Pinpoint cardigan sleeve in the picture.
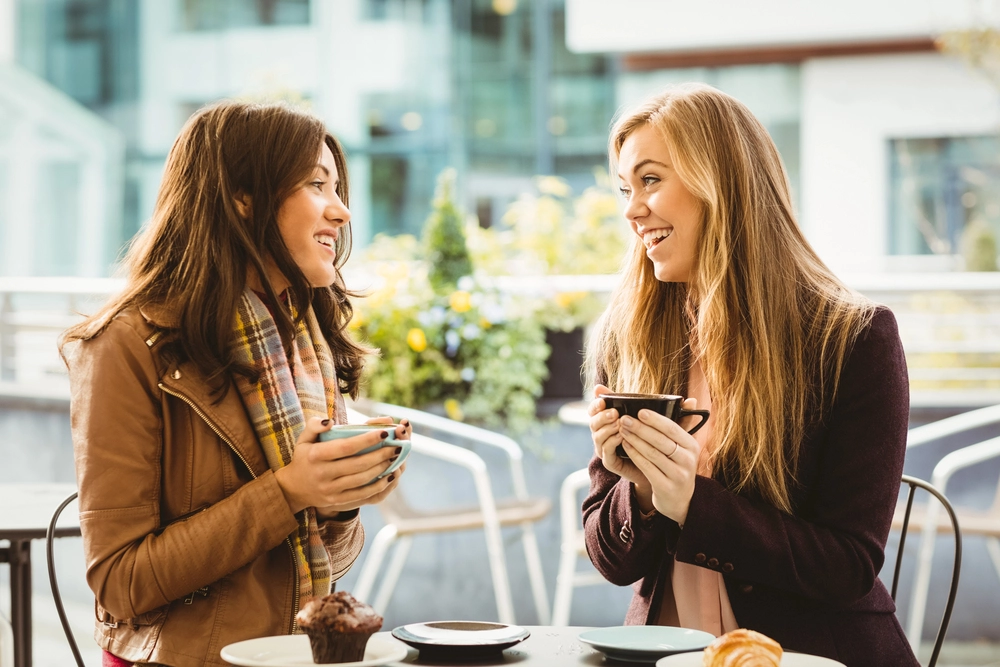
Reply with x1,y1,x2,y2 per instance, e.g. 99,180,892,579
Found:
582,457,680,586
673,307,909,607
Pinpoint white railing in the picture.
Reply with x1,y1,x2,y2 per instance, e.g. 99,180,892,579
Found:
2,273,999,407
0,277,122,394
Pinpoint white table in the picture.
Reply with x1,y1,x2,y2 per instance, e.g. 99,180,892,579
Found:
0,483,79,667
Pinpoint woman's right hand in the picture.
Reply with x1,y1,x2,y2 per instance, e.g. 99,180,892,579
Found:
589,385,653,499
274,417,402,514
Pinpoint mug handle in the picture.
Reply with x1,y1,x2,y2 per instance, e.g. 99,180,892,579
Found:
679,408,710,435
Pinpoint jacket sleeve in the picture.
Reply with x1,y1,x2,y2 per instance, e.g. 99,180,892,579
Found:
674,307,910,607
68,318,301,619
582,456,682,586
582,359,682,586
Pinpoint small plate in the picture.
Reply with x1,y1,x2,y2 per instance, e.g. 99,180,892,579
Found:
220,633,407,666
578,626,714,663
656,650,846,666
391,620,529,661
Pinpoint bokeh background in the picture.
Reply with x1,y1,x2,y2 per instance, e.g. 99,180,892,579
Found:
2,1,1000,666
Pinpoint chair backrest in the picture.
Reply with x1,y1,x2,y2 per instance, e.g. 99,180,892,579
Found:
890,475,961,667
46,491,85,667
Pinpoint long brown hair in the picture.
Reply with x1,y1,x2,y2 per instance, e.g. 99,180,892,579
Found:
588,84,875,512
62,100,370,397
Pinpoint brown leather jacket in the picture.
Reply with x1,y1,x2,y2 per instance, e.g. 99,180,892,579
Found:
65,307,364,666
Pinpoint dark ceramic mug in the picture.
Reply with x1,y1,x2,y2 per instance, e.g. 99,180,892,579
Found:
601,393,710,459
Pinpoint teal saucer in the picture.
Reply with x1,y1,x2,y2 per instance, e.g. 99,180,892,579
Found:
578,626,715,663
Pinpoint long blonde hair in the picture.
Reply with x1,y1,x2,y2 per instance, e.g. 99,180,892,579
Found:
588,84,875,512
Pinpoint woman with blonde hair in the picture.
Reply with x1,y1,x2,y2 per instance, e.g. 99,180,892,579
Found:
61,101,408,666
584,83,917,666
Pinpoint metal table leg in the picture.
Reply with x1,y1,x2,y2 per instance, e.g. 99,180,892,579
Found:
9,539,31,667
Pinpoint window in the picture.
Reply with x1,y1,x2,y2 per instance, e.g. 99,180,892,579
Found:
889,136,1000,256
362,0,435,22
179,0,310,31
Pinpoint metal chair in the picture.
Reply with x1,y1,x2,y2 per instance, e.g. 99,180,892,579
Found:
895,404,1000,651
551,467,608,625
891,476,961,667
45,491,84,667
349,402,552,625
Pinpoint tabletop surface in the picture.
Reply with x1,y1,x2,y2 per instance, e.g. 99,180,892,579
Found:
0,483,79,539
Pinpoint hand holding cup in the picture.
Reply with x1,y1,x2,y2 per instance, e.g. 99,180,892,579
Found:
589,386,710,525
274,417,409,515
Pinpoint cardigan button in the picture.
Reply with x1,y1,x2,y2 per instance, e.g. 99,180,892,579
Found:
740,584,753,594
619,521,633,543
722,562,734,573
694,553,706,564
708,557,719,568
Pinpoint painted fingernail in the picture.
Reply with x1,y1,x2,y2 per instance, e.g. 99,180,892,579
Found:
401,419,410,426
320,418,330,426
387,474,396,482
394,446,402,455
390,455,399,462
380,430,389,439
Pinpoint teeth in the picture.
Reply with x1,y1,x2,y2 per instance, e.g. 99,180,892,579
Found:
315,234,335,248
642,228,672,248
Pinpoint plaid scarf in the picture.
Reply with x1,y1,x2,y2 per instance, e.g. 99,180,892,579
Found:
230,289,345,603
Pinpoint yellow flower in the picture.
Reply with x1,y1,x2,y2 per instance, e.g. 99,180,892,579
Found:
407,328,427,352
479,317,492,329
536,175,572,198
444,398,464,421
349,311,365,330
449,291,472,313
555,291,588,309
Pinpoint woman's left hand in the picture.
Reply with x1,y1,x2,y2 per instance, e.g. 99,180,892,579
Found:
619,398,701,526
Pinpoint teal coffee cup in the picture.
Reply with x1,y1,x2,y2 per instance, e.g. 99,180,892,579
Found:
318,424,411,482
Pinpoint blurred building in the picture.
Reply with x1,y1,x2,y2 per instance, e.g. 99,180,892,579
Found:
567,0,1000,275
4,0,1000,277
3,0,616,276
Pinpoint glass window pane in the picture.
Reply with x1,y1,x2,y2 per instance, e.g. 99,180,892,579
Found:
889,136,1000,257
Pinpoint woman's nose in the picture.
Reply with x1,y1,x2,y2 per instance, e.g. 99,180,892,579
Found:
327,196,351,226
623,194,646,222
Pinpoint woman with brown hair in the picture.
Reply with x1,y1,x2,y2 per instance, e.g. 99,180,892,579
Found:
584,84,918,666
61,101,408,666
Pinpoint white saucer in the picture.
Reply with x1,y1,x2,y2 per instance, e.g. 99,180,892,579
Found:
656,649,846,666
220,633,407,666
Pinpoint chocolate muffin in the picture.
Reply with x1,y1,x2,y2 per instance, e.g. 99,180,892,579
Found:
295,592,383,663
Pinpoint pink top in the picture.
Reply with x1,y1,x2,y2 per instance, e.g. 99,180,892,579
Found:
656,359,739,635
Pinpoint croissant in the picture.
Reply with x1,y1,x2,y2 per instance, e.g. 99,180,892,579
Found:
702,628,783,667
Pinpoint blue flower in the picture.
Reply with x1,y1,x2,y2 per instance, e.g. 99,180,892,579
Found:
445,329,461,356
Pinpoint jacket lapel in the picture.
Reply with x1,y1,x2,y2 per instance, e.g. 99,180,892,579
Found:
159,362,271,478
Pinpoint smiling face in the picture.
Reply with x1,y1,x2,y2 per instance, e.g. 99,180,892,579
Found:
617,124,703,283
268,141,350,290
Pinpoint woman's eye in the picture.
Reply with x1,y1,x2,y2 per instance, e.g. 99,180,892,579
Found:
618,187,631,198
311,181,326,190
642,176,659,186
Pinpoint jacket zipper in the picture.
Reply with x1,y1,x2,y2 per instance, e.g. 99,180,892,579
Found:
158,382,302,633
